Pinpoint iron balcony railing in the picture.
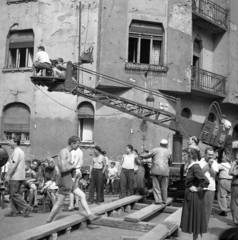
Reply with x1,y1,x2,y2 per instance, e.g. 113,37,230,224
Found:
191,66,226,95
192,0,228,29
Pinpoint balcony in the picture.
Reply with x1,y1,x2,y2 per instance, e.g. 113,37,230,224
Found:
191,66,226,98
192,0,228,33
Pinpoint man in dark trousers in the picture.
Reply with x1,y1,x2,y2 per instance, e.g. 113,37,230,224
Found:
88,146,106,204
140,139,172,204
5,137,33,217
46,136,100,223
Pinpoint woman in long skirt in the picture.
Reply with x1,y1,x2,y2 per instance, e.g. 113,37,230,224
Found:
180,148,209,240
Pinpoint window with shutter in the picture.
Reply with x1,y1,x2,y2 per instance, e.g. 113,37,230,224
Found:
6,29,34,69
128,20,164,65
77,102,94,142
3,103,30,142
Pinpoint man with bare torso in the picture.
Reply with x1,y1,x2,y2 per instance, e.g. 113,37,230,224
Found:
46,136,100,223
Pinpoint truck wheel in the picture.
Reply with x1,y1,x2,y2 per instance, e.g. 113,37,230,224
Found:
136,165,148,195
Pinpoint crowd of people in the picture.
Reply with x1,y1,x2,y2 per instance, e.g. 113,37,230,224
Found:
1,132,238,239
181,136,238,240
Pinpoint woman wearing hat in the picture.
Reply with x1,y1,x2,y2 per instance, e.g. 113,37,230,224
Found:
88,146,106,204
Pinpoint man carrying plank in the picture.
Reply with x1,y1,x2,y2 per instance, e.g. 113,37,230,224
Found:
46,136,101,223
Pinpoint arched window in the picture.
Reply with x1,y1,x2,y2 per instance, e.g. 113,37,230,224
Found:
77,102,94,142
3,102,30,141
181,108,192,119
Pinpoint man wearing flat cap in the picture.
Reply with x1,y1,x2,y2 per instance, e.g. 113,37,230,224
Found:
88,146,106,204
140,139,172,204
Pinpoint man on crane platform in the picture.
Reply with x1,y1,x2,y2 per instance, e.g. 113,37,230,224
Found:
32,46,51,76
139,139,172,204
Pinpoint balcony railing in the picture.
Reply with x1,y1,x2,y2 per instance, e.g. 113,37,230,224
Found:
191,66,226,95
192,0,228,29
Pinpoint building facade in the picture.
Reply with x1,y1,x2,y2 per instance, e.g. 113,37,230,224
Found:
0,0,238,164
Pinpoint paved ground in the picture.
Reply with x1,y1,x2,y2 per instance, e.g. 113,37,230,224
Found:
0,194,234,240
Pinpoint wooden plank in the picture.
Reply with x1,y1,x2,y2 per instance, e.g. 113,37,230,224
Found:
162,206,180,214
121,237,139,240
2,214,87,240
164,207,182,225
91,195,142,215
137,222,177,240
124,198,172,223
92,217,156,232
132,203,149,210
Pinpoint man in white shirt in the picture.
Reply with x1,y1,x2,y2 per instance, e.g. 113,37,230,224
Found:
199,147,219,227
32,46,51,76
5,137,33,217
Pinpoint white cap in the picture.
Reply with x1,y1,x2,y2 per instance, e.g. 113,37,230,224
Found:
160,139,168,145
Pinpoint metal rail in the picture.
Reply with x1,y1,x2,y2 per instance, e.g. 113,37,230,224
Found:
192,0,228,28
191,66,226,95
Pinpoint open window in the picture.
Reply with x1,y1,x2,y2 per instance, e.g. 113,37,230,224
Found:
6,29,34,69
77,102,94,142
128,20,164,65
3,102,31,142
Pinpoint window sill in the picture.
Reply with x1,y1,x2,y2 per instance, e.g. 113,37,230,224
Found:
2,68,32,73
0,140,31,147
7,0,37,4
79,142,95,149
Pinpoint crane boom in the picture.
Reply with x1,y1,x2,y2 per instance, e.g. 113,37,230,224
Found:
31,61,229,149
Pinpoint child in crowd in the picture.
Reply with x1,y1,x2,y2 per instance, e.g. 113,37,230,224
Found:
107,161,118,194
23,161,38,206
79,171,90,192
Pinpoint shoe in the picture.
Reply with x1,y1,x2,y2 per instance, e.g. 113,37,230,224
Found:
74,207,79,211
24,207,33,218
88,213,102,223
228,222,238,226
63,208,74,212
219,211,228,216
88,201,94,205
5,212,17,217
96,202,100,205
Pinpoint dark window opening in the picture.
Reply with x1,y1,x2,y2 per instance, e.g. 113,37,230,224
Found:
128,37,138,63
140,39,150,64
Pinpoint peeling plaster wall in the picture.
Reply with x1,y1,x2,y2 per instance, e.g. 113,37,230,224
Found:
166,0,192,92
224,0,238,104
0,0,99,160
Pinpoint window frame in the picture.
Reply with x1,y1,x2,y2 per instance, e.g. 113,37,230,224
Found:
4,29,34,70
128,33,164,65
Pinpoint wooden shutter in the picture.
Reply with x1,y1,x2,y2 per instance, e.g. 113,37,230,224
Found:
3,103,30,132
78,102,94,118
